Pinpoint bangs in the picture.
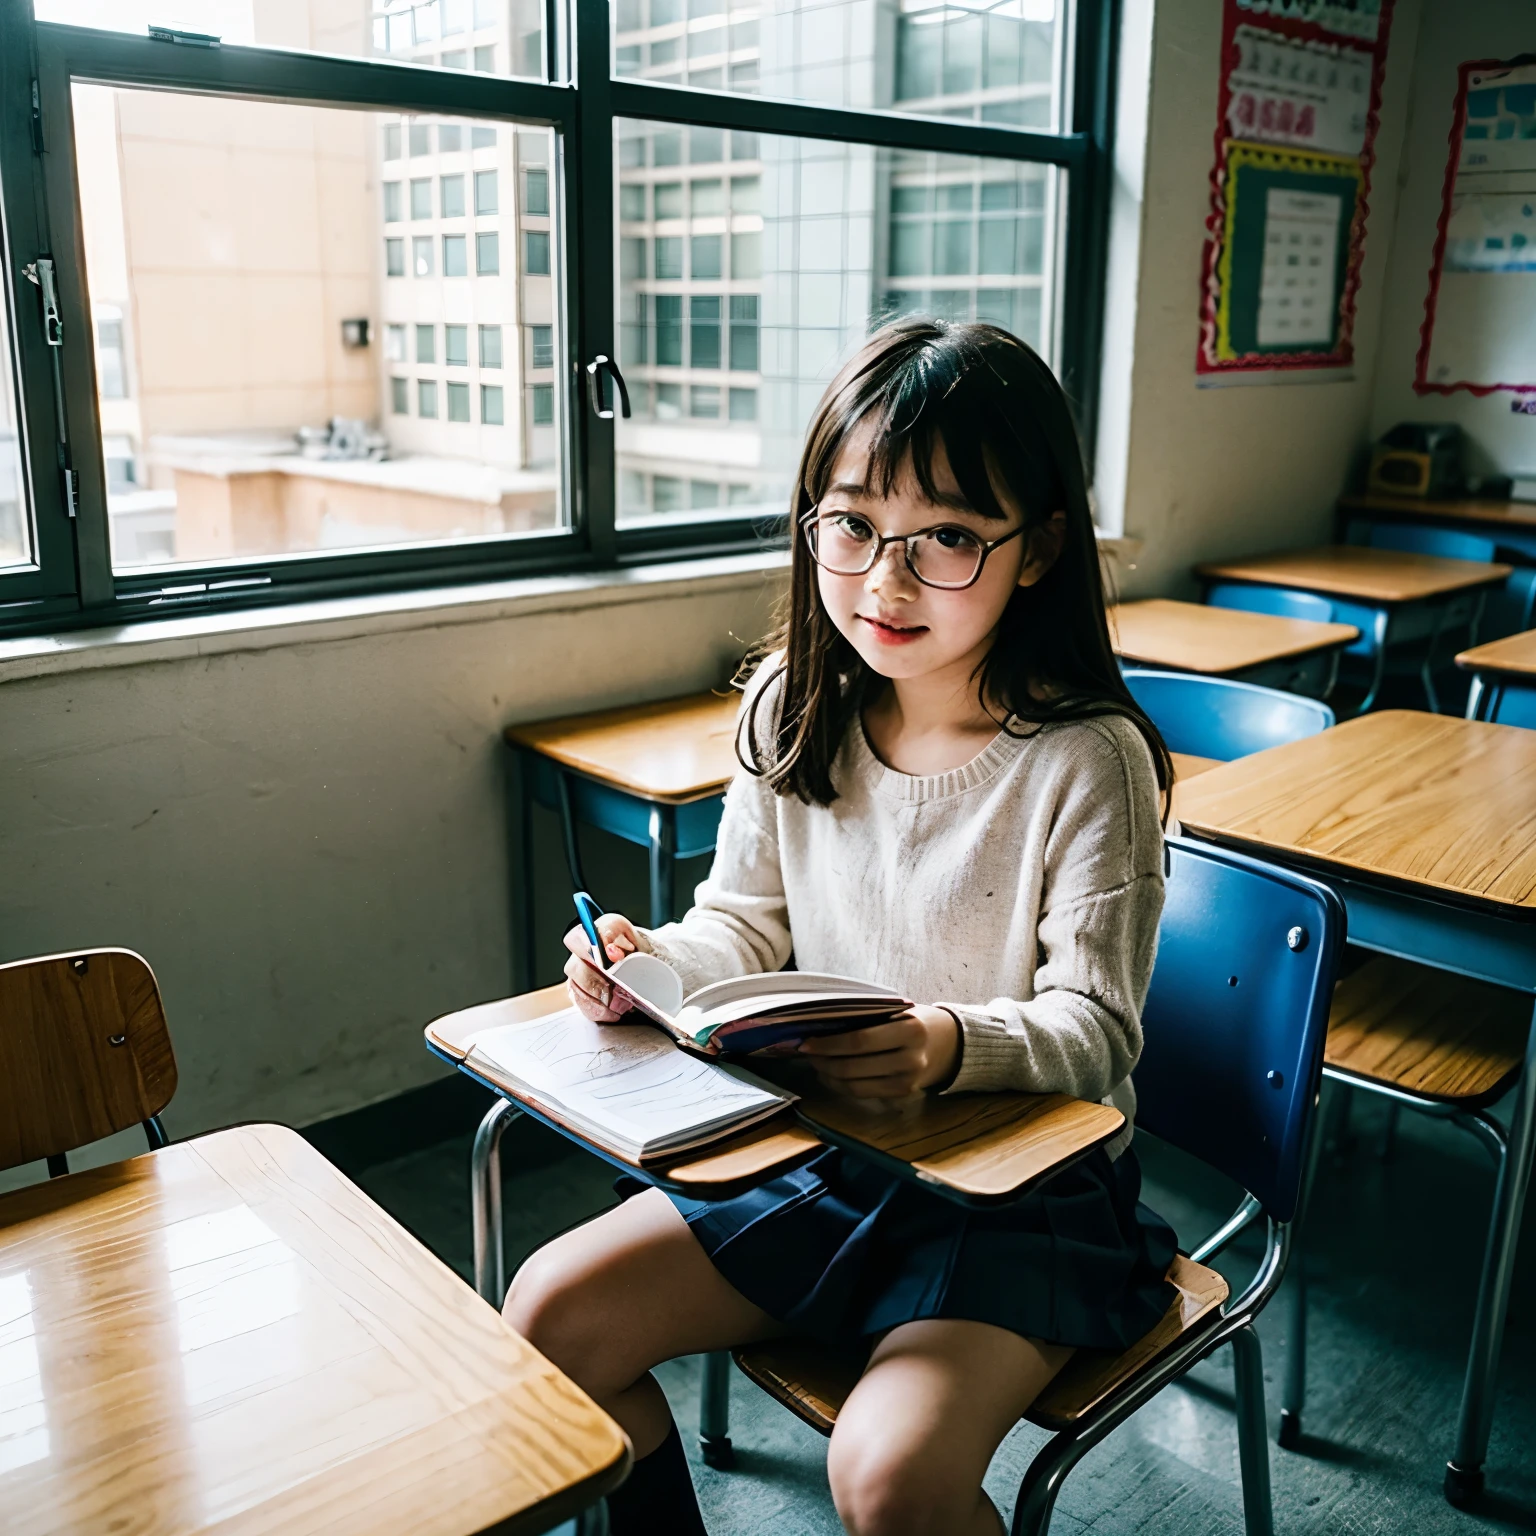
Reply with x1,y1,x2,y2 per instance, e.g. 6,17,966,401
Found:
804,322,1068,527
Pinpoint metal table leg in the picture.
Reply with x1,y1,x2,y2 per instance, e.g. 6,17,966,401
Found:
647,803,676,928
1446,994,1536,1505
699,1349,735,1468
509,748,539,995
472,1098,522,1307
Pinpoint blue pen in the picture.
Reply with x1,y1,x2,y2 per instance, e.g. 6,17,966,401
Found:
573,890,608,971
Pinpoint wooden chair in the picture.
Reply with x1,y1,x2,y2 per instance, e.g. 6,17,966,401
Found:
1277,955,1531,1451
0,948,176,1176
732,838,1346,1536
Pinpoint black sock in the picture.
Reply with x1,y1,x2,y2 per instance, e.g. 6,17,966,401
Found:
605,1420,708,1536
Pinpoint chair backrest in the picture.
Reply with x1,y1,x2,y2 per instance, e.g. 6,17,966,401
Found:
1485,679,1536,730
1121,669,1335,761
1369,523,1497,563
0,949,176,1173
1206,582,1334,625
1134,837,1344,1222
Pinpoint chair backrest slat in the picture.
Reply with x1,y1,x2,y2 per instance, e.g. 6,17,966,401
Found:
1369,524,1498,563
0,950,176,1173
1206,582,1335,625
1121,669,1334,762
1487,680,1536,729
1133,838,1343,1223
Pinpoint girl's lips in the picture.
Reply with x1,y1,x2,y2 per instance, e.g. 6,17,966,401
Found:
859,614,928,644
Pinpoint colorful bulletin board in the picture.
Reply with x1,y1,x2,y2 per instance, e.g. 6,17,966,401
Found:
1416,58,1536,395
1197,0,1396,381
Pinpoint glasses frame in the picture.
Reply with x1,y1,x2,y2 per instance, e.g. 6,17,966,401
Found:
801,506,1029,591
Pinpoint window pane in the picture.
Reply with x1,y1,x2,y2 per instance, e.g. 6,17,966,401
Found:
481,383,504,423
532,383,554,424
521,231,547,275
0,269,28,569
383,181,402,222
37,0,550,83
475,169,499,216
70,89,564,569
531,325,554,369
611,0,1068,133
477,231,502,274
615,117,1060,524
525,169,550,216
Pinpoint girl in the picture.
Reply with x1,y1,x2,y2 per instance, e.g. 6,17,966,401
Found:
504,318,1177,1536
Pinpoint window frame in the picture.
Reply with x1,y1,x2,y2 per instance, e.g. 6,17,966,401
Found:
0,0,1117,634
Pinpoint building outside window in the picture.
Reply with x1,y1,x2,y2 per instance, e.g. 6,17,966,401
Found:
391,376,409,413
412,236,434,276
475,169,498,215
522,230,546,275
477,231,501,275
445,324,469,366
530,325,553,369
532,383,554,424
415,323,435,364
446,381,471,421
383,181,402,220
441,173,465,217
385,238,405,276
443,233,467,275
418,379,438,417
480,325,503,368
481,383,504,424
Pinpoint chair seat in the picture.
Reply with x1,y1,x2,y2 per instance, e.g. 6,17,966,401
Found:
732,1255,1229,1439
1326,955,1531,1105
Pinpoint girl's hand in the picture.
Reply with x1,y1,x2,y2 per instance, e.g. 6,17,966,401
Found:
797,1005,960,1099
563,913,652,1023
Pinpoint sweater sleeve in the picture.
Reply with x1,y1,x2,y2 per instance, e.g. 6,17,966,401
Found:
640,663,793,994
939,718,1166,1101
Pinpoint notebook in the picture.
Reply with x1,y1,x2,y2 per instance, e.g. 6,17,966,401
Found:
466,1006,797,1162
597,951,913,1056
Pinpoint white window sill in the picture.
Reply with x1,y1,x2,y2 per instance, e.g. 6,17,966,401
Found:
0,549,791,686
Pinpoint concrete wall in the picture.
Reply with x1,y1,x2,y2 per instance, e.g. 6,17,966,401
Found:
1368,0,1536,482
0,561,785,1177
1099,0,1426,596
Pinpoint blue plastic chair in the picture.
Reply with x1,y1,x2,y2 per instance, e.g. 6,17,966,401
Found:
1368,523,1498,563
1206,581,1336,626
1121,669,1334,761
1467,674,1536,729
730,838,1345,1536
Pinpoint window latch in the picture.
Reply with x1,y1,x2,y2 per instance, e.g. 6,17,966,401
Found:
584,354,631,421
24,258,63,346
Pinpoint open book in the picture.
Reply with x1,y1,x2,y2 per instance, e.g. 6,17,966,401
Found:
466,1005,796,1162
597,951,912,1056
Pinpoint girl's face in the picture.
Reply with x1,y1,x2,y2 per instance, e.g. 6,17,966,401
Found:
812,417,1063,687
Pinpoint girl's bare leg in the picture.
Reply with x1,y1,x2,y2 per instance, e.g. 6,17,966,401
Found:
503,1187,787,1458
828,1319,1073,1536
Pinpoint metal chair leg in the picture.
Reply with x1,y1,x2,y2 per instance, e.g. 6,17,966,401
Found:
1011,1426,1088,1536
575,1499,610,1535
1279,1087,1326,1450
1232,1326,1276,1536
472,1098,522,1306
1378,1101,1402,1161
1354,612,1391,714
699,1350,735,1468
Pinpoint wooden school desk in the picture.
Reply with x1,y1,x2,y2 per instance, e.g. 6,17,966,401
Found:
0,1124,629,1536
505,692,741,990
1339,491,1536,562
1177,711,1536,1502
1195,545,1513,713
1456,628,1536,722
1109,597,1357,696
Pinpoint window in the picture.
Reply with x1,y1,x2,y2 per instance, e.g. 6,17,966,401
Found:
4,1,1104,628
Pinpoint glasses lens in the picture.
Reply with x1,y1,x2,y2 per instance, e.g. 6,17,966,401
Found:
810,513,877,574
909,526,984,587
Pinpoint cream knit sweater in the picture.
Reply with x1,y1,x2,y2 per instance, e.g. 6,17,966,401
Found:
643,670,1166,1158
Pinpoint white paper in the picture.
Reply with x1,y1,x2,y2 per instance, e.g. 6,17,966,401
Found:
1257,189,1343,348
1227,26,1374,158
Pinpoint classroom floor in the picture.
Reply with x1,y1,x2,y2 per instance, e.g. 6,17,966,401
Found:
335,1085,1536,1536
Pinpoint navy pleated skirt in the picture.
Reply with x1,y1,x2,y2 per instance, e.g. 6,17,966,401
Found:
662,1143,1178,1352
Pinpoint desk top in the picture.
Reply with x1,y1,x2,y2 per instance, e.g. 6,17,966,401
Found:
506,692,741,802
0,1125,629,1536
1177,710,1536,915
1456,628,1536,680
1109,598,1357,674
428,991,1124,1204
1194,545,1512,604
1340,491,1536,533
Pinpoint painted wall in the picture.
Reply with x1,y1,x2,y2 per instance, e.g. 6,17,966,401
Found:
0,565,783,1171
1099,0,1425,597
1368,0,1536,482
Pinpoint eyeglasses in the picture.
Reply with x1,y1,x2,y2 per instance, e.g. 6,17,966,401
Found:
801,507,1028,591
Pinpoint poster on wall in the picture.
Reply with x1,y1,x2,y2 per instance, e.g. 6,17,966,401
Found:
1196,0,1396,383
1416,58,1536,395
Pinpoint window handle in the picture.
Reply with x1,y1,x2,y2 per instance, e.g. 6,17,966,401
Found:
584,354,631,420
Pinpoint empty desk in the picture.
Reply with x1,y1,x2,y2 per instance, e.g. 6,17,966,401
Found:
1195,545,1512,712
0,1124,629,1536
1457,629,1536,726
1110,597,1356,696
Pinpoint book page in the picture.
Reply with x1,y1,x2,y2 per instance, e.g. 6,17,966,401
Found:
683,970,903,1015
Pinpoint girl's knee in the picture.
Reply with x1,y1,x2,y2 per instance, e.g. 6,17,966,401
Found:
828,1425,976,1536
501,1238,607,1381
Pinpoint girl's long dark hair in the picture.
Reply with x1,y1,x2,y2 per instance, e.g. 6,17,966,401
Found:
740,317,1173,812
